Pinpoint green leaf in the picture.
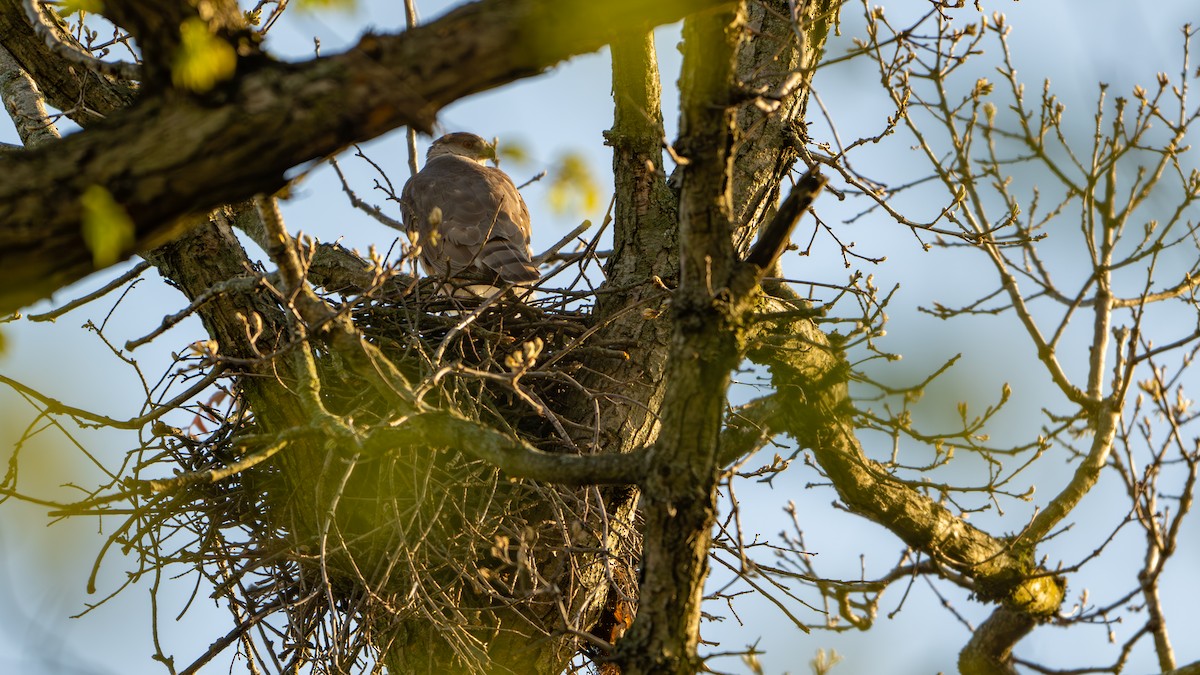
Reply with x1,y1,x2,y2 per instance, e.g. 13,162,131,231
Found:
497,140,530,164
294,0,358,11
80,185,135,268
58,0,103,15
172,18,237,93
547,151,601,215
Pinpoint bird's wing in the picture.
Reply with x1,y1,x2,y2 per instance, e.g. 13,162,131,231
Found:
401,156,538,284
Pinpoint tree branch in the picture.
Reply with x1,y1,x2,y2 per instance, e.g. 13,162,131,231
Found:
741,167,826,272
0,0,730,315
0,42,59,146
369,412,644,485
746,289,1066,615
1018,403,1120,544
729,0,834,252
616,3,746,673
583,28,680,450
0,365,226,430
957,606,1035,675
719,391,785,466
19,0,140,80
605,28,678,294
0,0,137,122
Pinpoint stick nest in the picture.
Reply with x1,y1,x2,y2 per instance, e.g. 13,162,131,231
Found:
118,271,641,674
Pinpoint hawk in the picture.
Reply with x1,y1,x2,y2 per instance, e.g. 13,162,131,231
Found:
400,132,540,296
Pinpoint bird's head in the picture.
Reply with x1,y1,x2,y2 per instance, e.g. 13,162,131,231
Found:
427,132,497,165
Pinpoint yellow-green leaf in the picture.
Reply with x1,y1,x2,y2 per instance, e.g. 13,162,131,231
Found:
294,0,358,11
497,140,530,164
80,185,135,268
547,151,600,215
172,18,237,93
58,0,103,14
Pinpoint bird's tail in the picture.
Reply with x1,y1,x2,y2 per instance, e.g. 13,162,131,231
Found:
481,238,540,284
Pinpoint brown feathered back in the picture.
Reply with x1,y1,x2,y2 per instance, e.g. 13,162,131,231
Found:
400,133,540,287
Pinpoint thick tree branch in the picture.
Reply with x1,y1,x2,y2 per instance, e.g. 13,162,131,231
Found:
0,0,730,315
719,391,785,466
370,412,644,485
0,42,57,146
585,29,680,450
605,28,678,296
616,4,746,673
746,287,1065,615
141,216,311,434
730,0,834,252
957,607,1035,675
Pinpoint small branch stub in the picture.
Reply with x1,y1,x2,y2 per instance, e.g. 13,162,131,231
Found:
743,167,827,273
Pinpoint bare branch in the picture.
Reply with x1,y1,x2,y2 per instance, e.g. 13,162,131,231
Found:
19,0,139,79
0,0,136,123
